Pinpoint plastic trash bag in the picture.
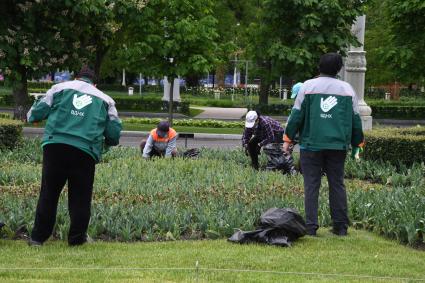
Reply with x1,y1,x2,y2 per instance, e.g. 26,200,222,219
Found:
228,208,306,247
262,143,297,175
182,148,200,159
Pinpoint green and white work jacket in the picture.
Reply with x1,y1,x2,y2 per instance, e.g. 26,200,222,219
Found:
284,76,364,151
27,78,122,162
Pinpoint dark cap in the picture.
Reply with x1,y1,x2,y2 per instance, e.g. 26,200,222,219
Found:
77,65,95,81
319,53,343,77
157,121,170,137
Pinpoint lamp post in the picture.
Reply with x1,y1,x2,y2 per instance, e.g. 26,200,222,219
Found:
344,15,372,130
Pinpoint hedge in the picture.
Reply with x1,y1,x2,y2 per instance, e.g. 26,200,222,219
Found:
0,118,23,150
249,102,425,119
0,94,190,115
370,105,425,119
114,96,190,114
364,127,425,165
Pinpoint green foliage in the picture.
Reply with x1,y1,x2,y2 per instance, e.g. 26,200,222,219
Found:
385,0,425,82
370,105,425,119
365,0,425,84
0,118,23,150
248,0,366,81
364,127,425,165
1,140,425,246
124,117,244,128
113,97,190,114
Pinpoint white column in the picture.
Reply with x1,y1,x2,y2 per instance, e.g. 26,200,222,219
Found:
162,76,181,102
122,69,126,87
345,15,372,130
162,76,170,101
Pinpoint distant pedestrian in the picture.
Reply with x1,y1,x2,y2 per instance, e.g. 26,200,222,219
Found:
141,121,178,158
27,66,122,246
283,53,364,236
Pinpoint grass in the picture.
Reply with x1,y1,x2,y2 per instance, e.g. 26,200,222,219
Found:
1,229,424,282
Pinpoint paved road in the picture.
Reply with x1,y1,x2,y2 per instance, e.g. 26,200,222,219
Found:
192,106,247,120
23,128,243,149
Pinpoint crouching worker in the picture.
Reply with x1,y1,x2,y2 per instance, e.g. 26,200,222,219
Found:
26,66,122,246
141,121,177,158
242,111,295,173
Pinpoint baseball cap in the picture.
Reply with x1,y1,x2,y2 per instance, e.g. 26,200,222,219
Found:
291,82,303,99
157,121,170,137
245,111,258,128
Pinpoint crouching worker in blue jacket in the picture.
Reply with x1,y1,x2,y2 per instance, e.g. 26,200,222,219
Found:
140,121,178,158
26,66,122,246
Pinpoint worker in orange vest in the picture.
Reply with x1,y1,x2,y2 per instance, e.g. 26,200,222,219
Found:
140,121,178,158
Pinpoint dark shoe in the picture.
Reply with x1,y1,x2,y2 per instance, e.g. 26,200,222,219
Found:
28,238,43,247
306,228,317,236
330,227,348,236
69,234,94,246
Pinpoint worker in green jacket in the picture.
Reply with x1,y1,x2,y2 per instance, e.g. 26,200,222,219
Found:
26,66,122,246
283,53,364,237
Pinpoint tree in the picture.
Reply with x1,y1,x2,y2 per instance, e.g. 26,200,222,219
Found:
109,0,218,125
247,0,366,104
0,0,115,119
384,0,425,83
364,0,395,86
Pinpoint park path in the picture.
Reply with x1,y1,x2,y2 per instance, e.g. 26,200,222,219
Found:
192,106,247,120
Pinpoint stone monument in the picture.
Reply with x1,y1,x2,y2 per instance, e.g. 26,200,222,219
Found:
344,15,373,130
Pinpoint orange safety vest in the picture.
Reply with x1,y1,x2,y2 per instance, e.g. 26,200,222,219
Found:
150,128,177,143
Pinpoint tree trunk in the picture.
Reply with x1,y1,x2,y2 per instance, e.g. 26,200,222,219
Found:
12,67,30,120
259,80,269,105
94,46,109,82
259,61,271,105
185,74,200,87
215,64,226,88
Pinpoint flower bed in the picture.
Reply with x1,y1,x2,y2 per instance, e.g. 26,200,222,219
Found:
0,140,424,246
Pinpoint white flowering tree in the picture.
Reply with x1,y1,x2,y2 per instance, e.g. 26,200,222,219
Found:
0,0,140,119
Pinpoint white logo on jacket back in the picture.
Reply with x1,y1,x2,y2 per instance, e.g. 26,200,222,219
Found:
320,96,337,113
72,94,92,110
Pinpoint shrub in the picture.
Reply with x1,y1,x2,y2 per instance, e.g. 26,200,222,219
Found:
124,117,244,128
364,127,425,165
114,96,190,114
370,105,425,119
0,118,23,150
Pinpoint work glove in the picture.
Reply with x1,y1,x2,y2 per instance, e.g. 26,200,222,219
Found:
351,146,363,161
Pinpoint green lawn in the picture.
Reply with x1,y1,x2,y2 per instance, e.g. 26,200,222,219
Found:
1,229,424,282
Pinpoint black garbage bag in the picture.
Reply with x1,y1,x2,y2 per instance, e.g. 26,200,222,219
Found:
228,208,306,247
182,148,200,159
262,143,297,175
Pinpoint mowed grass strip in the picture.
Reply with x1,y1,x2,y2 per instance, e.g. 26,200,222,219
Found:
1,229,425,283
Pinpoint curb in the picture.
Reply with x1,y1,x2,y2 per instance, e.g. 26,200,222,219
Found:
23,127,243,140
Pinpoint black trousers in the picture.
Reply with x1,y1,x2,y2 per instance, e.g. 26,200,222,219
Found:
31,143,95,245
300,150,348,232
247,131,284,169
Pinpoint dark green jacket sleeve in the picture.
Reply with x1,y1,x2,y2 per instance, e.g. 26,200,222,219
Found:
26,86,58,123
284,91,306,142
351,95,364,147
104,103,122,146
